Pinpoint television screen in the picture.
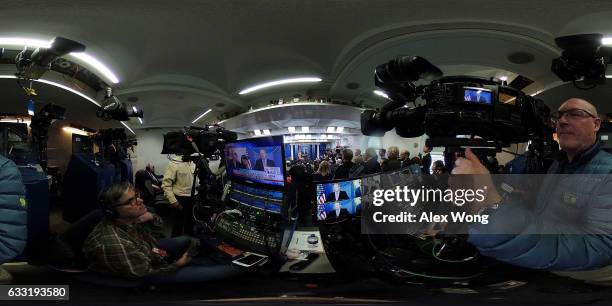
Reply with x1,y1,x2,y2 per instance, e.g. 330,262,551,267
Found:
463,87,492,105
228,190,282,214
315,179,362,220
224,136,286,187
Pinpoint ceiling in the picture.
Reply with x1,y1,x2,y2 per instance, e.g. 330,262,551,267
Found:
1,0,612,132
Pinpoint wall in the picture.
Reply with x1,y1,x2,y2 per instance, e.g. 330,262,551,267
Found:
46,124,74,172
381,129,427,158
133,128,221,176
133,128,174,174
336,134,383,153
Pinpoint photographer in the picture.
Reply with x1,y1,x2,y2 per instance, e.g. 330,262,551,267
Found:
83,182,240,283
453,98,612,281
162,156,197,236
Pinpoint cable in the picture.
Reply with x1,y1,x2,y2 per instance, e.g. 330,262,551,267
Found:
431,240,479,263
360,210,482,280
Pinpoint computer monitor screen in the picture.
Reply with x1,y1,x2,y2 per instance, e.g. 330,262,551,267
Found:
316,179,362,220
224,136,286,187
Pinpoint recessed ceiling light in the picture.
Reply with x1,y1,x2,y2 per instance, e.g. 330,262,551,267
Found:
288,126,296,133
327,126,335,133
373,90,389,99
302,126,309,132
500,76,508,81
254,129,262,136
263,129,271,135
192,109,212,124
238,77,322,95
336,126,344,133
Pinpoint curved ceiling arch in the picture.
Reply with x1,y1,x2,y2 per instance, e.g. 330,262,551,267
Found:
331,20,558,78
330,26,563,101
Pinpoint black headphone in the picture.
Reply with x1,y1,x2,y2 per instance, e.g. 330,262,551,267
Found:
99,193,120,219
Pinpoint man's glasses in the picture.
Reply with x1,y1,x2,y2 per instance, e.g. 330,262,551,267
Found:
551,108,596,123
113,192,141,208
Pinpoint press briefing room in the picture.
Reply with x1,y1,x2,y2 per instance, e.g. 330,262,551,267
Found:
1,1,612,305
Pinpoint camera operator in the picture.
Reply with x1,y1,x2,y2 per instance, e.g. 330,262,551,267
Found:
83,182,240,283
453,98,612,282
0,154,27,284
162,156,197,236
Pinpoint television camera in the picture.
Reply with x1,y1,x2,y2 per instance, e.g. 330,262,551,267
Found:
362,56,553,149
96,88,144,121
552,33,612,89
92,128,137,162
361,55,559,173
162,125,237,227
30,103,66,170
15,36,85,82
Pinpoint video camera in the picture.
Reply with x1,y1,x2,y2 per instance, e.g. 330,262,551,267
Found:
552,33,612,88
30,103,66,170
93,128,137,161
161,125,237,231
96,88,144,121
361,56,553,149
15,37,85,81
161,125,237,157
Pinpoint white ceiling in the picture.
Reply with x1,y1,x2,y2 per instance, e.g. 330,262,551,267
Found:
1,0,612,131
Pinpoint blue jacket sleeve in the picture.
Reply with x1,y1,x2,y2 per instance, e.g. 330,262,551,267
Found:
468,177,612,271
0,156,28,263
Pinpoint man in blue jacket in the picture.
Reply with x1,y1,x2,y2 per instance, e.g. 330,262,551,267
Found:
0,154,28,284
453,98,612,283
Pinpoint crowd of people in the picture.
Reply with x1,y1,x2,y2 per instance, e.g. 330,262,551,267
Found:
292,144,505,181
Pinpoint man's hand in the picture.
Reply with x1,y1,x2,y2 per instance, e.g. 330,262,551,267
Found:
450,148,502,211
170,202,182,210
136,212,155,223
451,148,490,175
175,252,192,268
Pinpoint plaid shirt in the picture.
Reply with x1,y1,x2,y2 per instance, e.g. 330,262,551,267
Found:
83,215,177,278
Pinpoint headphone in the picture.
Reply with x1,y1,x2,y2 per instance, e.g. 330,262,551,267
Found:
99,193,120,219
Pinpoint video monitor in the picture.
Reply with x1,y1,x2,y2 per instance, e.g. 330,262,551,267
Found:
463,87,492,105
224,136,286,188
316,178,362,221
229,190,282,214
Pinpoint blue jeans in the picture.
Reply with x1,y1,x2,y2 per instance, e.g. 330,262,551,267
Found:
149,236,242,284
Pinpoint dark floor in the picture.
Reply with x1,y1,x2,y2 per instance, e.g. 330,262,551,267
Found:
2,261,611,306
4,207,604,305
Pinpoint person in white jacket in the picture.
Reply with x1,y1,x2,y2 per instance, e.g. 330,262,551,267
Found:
162,156,196,236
